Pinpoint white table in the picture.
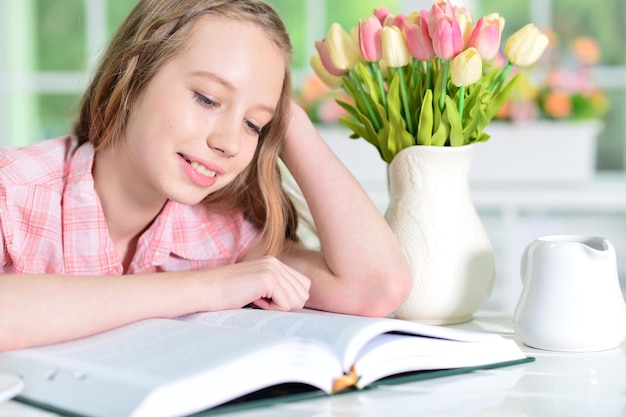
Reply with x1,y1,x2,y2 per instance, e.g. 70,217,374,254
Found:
3,312,625,416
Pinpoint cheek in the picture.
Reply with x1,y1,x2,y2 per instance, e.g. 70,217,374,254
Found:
237,137,261,170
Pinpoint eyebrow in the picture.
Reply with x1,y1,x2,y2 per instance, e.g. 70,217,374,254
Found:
189,70,277,116
190,70,234,91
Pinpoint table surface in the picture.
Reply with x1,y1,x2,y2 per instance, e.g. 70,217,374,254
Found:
3,311,625,417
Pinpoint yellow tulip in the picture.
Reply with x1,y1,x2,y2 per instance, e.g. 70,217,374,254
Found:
326,23,360,71
381,26,411,68
310,54,344,89
406,11,420,25
504,23,549,67
450,47,482,86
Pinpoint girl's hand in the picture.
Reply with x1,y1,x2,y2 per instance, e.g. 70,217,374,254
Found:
208,256,311,312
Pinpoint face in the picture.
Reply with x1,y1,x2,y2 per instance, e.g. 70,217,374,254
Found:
116,16,285,206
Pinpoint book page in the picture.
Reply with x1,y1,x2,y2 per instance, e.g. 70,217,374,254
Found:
177,308,506,371
352,333,527,387
0,319,342,417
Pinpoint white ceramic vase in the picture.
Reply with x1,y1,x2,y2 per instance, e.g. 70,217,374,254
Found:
384,144,495,324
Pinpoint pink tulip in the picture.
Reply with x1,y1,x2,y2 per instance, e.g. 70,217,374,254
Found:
391,14,407,27
454,6,472,22
455,9,473,46
310,54,344,89
404,18,435,61
431,15,464,60
381,15,396,27
373,7,392,25
428,0,455,37
358,16,383,62
314,39,348,76
467,16,502,61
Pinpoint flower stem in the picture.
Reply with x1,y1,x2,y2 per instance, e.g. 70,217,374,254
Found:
373,62,388,114
348,69,381,131
397,67,414,135
439,60,449,111
488,63,512,93
425,61,432,91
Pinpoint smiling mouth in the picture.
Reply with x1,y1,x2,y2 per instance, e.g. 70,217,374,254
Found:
180,154,218,178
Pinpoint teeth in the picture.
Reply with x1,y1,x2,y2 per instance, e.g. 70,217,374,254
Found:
190,161,217,177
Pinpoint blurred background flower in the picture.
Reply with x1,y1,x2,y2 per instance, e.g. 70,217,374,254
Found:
294,74,352,124
496,31,609,122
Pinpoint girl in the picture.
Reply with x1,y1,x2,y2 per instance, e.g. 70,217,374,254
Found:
0,0,411,350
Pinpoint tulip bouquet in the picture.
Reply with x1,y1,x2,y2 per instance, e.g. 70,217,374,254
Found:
311,0,550,162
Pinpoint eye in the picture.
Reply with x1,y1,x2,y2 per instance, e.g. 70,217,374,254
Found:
194,92,219,108
244,119,262,136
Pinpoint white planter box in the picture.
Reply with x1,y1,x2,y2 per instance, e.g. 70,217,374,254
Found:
470,120,602,183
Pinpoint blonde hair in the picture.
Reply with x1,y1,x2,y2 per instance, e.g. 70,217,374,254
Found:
73,0,298,255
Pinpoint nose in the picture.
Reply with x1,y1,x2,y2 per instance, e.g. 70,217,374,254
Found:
206,115,241,157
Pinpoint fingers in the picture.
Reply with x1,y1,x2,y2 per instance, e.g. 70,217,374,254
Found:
254,257,310,311
209,257,310,312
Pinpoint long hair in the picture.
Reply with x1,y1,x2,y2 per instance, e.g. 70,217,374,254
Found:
73,0,298,256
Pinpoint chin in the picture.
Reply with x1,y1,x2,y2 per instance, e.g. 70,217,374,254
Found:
164,189,206,207
170,185,223,207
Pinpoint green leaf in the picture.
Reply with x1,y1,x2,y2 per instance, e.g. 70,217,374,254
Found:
338,117,367,140
354,110,381,144
355,62,380,106
376,125,393,162
445,96,464,146
432,65,444,128
335,98,360,120
417,89,434,146
459,83,488,142
342,78,371,124
386,75,415,154
485,73,520,121
431,117,449,146
475,131,491,142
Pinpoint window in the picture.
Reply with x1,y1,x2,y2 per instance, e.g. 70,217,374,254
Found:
474,0,626,170
1,0,624,171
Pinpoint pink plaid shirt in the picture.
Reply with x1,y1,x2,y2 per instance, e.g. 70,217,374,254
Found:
0,136,260,275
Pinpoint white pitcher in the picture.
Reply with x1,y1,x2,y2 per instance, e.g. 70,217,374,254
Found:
514,235,626,351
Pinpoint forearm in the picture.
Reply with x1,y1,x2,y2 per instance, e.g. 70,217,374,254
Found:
280,105,411,316
0,272,209,350
0,256,311,351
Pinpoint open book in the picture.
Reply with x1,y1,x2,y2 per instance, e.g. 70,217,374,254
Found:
0,308,530,417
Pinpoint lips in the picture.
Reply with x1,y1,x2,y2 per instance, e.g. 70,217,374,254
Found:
178,153,222,188
186,158,217,178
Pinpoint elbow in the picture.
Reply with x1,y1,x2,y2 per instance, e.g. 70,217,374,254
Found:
371,269,412,318
351,263,412,318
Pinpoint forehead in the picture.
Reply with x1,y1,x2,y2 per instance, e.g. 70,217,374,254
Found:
179,15,285,102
